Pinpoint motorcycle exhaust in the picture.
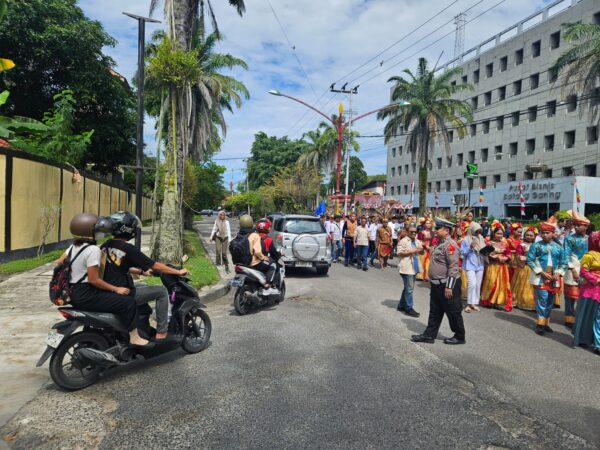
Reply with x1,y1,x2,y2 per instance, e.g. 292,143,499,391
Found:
77,348,121,368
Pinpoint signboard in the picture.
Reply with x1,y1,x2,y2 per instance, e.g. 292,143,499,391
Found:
466,162,478,175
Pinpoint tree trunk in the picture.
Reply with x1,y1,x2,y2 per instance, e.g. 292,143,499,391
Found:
418,165,428,214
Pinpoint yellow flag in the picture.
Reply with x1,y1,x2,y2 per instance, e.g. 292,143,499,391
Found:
0,58,15,72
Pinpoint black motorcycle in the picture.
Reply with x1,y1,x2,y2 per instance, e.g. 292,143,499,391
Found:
230,261,286,315
37,272,211,391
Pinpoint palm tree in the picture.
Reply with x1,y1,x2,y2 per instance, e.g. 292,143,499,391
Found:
550,22,600,123
377,57,473,213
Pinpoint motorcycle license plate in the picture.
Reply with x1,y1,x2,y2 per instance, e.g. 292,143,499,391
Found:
229,278,244,287
46,331,64,348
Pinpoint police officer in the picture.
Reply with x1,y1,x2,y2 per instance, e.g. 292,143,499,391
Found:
411,218,466,345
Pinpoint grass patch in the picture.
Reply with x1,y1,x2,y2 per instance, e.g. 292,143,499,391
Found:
143,230,219,289
0,249,65,275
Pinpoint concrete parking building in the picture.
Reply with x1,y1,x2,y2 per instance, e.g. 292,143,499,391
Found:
385,0,600,218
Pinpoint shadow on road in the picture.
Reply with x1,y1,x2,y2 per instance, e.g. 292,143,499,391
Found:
493,310,575,349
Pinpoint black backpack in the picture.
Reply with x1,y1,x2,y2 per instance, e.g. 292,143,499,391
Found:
229,232,252,265
49,245,89,306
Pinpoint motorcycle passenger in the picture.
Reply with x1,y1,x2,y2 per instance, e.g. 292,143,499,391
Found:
56,213,149,347
240,214,279,295
256,218,282,287
102,211,189,340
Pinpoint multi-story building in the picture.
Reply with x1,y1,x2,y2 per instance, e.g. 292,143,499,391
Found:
385,0,600,218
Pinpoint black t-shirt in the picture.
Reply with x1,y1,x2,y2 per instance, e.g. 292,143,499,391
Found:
101,239,155,292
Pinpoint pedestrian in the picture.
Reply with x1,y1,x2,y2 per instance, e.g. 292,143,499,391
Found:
511,227,537,311
480,217,491,238
389,216,400,260
396,225,423,317
527,216,567,335
368,215,379,267
342,213,357,267
480,221,513,311
329,215,343,263
416,218,433,281
354,216,369,271
411,218,466,345
563,211,590,328
211,210,232,272
377,217,393,270
573,230,600,354
507,223,523,280
460,222,485,313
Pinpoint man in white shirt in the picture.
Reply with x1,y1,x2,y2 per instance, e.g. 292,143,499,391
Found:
388,216,400,260
328,215,343,262
368,215,380,266
397,225,424,317
211,210,232,272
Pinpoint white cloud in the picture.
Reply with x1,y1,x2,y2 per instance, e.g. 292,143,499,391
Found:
79,0,550,184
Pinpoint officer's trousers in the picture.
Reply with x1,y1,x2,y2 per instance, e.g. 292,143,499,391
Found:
423,283,465,341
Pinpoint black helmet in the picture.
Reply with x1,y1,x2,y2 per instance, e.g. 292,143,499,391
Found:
95,216,116,234
110,211,142,240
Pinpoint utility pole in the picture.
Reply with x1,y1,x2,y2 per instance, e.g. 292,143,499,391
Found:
123,12,160,249
453,13,466,66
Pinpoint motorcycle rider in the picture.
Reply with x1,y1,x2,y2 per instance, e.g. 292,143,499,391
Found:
56,213,150,346
101,211,189,340
239,214,279,295
256,218,282,287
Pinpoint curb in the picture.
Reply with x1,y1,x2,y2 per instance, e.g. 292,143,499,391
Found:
193,221,232,304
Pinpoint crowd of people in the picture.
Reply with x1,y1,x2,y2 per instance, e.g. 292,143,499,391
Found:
322,210,600,353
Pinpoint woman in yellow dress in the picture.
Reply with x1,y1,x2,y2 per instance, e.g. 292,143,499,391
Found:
480,222,513,311
511,226,537,310
416,218,433,281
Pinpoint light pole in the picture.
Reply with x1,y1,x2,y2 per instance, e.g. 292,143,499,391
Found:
269,90,409,212
123,12,161,248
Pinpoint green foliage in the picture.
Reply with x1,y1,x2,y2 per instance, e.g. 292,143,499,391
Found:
0,0,136,172
0,249,64,275
190,162,227,210
123,156,161,196
327,155,368,192
147,38,200,88
587,213,600,231
247,132,310,189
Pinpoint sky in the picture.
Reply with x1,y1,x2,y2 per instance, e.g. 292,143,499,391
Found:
78,0,561,189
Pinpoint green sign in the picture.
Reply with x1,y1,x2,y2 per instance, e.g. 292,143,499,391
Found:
466,162,478,175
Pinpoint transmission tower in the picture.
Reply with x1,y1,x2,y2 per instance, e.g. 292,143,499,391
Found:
453,13,466,66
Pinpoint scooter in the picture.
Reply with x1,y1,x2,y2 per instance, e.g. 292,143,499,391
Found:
37,271,211,391
230,260,286,315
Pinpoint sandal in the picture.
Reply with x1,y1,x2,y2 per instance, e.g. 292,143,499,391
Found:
464,306,472,313
471,305,481,312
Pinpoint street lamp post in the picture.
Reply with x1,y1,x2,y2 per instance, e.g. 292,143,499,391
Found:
123,12,161,248
269,90,409,213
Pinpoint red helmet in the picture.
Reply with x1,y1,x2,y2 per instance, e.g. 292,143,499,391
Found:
256,219,271,233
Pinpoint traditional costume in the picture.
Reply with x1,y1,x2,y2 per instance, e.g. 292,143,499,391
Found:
573,231,600,351
416,219,433,281
506,223,523,281
563,211,589,326
527,217,566,333
376,223,393,268
480,222,513,311
511,227,537,311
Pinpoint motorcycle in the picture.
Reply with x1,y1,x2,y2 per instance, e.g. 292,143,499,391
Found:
230,260,286,315
37,271,211,391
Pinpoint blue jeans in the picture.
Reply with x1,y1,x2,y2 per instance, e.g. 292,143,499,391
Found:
369,241,377,264
356,245,368,268
534,289,556,326
398,274,415,310
332,240,342,261
344,238,355,265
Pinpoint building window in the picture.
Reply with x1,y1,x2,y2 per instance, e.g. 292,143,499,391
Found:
437,157,442,169
528,106,537,122
524,171,533,180
500,56,507,72
446,156,452,167
482,120,490,134
471,96,478,109
509,142,518,158
544,134,555,152
496,116,504,130
564,130,576,149
513,80,522,96
448,130,454,143
404,185,408,195
493,174,501,187
435,181,441,192
546,100,556,117
391,167,395,177
398,166,402,175
391,186,395,195
481,148,488,162
428,160,433,170
526,138,535,155
457,153,463,166
456,179,462,190
594,11,600,25
587,125,598,145
412,163,416,173
566,94,577,112
445,180,451,192
405,164,409,174
548,68,558,83
515,48,524,65
531,40,541,57
562,167,574,177
543,169,553,179
484,91,492,106
550,31,560,50
495,145,503,160
399,145,403,155
392,147,396,157
470,124,477,136
462,75,468,84
508,173,517,182
485,63,493,78
585,164,597,177
468,178,474,190
468,150,475,163
512,111,520,127
427,182,432,193
530,73,539,90
473,69,480,84
480,176,487,189
498,86,506,102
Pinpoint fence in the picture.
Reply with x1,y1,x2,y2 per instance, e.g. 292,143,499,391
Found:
0,148,152,261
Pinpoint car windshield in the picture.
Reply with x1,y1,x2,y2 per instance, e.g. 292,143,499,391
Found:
283,219,324,234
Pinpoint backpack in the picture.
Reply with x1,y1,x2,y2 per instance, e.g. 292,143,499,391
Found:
229,233,252,265
49,245,89,306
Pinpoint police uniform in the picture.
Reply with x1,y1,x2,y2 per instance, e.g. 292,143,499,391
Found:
412,218,466,344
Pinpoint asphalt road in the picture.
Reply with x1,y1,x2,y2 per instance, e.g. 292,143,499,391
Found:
2,222,598,449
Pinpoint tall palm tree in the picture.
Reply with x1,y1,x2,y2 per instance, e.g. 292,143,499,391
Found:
550,22,600,123
377,57,473,213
